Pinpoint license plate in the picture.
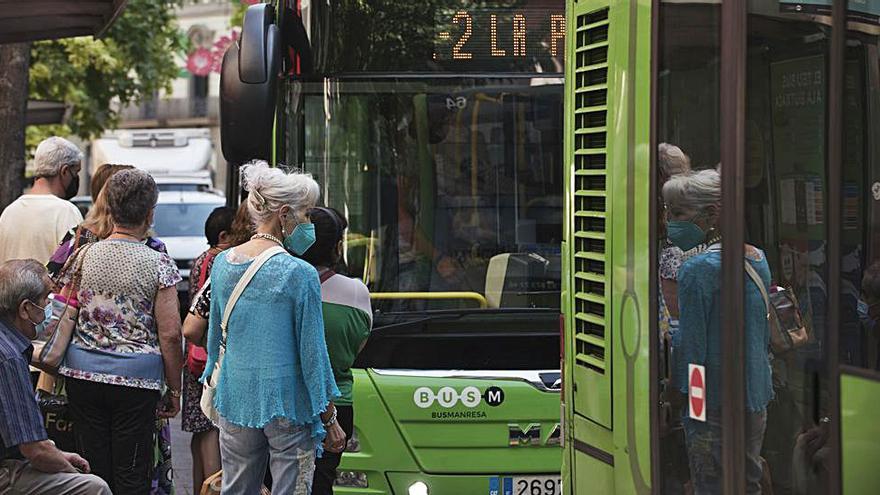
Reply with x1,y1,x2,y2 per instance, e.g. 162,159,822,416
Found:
489,475,561,495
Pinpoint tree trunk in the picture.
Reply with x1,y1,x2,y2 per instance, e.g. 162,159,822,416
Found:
0,43,30,212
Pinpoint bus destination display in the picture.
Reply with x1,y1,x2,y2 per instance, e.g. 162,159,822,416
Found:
434,9,565,71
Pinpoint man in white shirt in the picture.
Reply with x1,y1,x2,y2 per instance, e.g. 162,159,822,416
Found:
0,137,84,265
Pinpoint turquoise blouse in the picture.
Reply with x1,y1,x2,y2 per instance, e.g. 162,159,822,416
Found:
675,249,774,414
201,250,340,447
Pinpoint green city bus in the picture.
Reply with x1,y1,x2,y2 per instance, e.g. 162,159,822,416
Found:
221,1,566,494
560,0,880,493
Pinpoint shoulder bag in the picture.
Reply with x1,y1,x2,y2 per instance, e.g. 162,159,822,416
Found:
32,240,93,374
745,261,810,354
200,246,286,423
186,250,219,375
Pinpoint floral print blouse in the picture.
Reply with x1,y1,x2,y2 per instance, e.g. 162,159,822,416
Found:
58,239,181,390
47,225,167,279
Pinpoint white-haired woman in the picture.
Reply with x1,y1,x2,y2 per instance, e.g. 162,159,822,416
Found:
201,161,342,494
663,169,773,494
658,143,692,329
656,144,693,492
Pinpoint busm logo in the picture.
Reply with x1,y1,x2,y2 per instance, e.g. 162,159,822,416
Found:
413,385,506,409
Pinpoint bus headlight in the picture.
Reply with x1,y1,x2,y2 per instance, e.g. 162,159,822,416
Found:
334,471,368,488
408,481,429,495
346,431,361,452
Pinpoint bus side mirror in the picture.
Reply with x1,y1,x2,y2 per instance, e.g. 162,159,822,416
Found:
220,3,281,163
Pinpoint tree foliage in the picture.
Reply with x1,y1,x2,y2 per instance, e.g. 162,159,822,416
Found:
27,0,186,147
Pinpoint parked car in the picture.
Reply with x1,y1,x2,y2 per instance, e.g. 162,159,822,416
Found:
152,190,226,293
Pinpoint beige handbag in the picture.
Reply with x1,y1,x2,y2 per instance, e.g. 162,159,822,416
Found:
201,469,271,495
32,243,93,374
200,246,285,423
745,262,810,354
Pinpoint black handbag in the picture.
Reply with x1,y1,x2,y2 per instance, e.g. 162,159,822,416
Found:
36,383,76,452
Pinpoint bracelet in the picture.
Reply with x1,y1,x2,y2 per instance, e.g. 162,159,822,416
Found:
167,388,181,399
322,408,337,427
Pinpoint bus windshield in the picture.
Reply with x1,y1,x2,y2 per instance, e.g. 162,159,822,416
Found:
285,78,563,311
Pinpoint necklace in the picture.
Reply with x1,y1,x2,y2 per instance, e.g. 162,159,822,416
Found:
111,231,142,241
251,233,283,246
680,235,723,262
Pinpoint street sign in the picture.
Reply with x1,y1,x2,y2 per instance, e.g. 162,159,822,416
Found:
689,364,706,422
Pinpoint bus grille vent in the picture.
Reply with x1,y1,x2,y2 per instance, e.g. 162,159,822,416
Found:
572,7,609,374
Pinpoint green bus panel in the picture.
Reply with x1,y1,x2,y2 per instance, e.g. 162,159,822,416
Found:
563,0,653,493
841,373,880,495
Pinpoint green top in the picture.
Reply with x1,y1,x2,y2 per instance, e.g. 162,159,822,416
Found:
320,273,373,406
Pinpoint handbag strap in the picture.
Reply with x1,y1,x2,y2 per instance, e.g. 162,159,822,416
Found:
220,246,286,339
197,248,220,291
744,261,771,318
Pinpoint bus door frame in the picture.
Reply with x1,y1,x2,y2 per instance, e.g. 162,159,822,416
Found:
648,0,847,492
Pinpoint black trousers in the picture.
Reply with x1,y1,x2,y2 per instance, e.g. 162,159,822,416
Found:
311,405,354,495
66,377,159,495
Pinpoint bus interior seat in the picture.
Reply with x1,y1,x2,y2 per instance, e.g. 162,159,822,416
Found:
485,253,562,309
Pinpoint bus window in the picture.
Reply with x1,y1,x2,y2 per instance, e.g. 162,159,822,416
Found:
744,1,833,493
840,7,880,494
287,79,563,314
655,1,722,493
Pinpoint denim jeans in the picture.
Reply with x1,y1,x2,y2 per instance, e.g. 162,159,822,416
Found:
218,416,316,495
684,410,767,495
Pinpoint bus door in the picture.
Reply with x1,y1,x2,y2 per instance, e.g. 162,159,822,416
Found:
653,0,880,493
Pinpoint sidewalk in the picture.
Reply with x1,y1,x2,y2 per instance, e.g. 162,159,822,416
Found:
169,415,194,495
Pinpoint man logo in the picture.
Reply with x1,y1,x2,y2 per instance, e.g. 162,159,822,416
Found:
508,423,562,447
413,386,483,408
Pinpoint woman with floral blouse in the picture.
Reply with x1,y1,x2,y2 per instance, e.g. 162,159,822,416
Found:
57,169,183,495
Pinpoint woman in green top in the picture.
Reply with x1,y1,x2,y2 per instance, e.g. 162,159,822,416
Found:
299,207,372,494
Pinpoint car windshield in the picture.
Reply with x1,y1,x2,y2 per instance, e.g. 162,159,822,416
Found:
153,203,220,238
285,78,563,312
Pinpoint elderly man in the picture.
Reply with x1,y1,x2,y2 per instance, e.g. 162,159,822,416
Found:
0,260,110,494
0,137,84,265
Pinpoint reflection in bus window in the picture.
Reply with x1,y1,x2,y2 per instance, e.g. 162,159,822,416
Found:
656,2,722,493
286,80,563,312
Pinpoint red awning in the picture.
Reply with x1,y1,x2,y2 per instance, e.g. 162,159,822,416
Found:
0,0,128,44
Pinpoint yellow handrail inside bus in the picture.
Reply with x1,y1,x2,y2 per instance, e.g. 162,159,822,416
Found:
370,292,488,309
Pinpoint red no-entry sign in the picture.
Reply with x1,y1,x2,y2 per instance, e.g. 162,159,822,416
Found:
689,364,706,422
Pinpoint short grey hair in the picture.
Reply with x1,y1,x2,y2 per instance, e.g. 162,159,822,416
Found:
240,160,320,225
658,143,691,181
0,260,49,317
662,169,721,217
105,169,159,230
34,137,83,178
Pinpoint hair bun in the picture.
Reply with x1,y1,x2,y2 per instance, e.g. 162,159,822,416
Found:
240,160,272,195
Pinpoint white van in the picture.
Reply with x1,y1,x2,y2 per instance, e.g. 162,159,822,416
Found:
90,128,216,192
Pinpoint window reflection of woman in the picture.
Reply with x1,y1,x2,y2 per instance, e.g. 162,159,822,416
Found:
664,169,773,495
859,260,880,370
658,144,692,342
656,144,692,494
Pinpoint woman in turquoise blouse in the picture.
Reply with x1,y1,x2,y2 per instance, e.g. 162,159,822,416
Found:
663,169,773,495
201,161,344,494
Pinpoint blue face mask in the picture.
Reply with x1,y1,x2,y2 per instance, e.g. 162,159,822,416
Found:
28,300,53,340
284,222,316,255
859,299,878,326
666,220,706,251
